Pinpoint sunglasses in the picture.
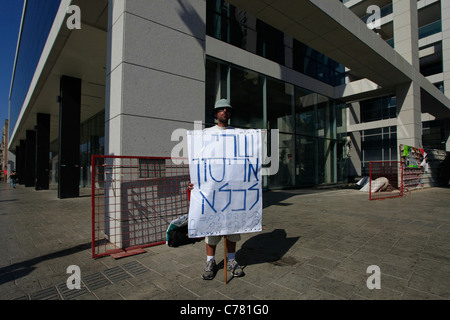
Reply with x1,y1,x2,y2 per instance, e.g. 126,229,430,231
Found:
216,107,232,113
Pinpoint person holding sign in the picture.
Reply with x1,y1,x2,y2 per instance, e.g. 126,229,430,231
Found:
188,99,245,280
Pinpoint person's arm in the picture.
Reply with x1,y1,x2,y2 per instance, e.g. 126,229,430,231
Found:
187,183,194,201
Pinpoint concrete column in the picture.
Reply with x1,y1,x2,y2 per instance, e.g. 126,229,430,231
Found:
15,145,20,183
35,113,50,190
348,131,361,177
393,0,419,69
396,81,422,148
445,119,450,151
19,140,25,185
25,130,36,187
106,0,206,157
393,0,422,148
442,0,450,98
104,0,206,249
58,75,81,199
346,102,362,177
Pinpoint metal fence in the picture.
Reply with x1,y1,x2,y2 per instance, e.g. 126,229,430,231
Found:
369,161,404,200
91,155,190,258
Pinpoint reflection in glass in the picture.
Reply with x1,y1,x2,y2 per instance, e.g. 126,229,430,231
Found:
267,78,293,132
205,58,229,126
268,133,294,189
9,0,61,139
205,57,349,188
230,66,264,129
296,135,316,187
79,111,105,187
295,88,315,137
318,138,336,184
361,126,396,175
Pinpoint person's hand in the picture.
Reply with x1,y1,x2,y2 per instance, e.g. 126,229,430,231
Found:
188,183,194,191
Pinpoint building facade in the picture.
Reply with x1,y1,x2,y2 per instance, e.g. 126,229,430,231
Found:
8,0,450,197
342,0,450,177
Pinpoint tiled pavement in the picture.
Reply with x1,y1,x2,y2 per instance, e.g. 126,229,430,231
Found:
1,182,450,301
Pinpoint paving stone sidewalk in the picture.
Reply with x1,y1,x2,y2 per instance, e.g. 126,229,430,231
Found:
1,182,450,300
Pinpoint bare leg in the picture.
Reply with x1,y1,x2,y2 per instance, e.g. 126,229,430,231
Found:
226,238,236,253
206,243,216,256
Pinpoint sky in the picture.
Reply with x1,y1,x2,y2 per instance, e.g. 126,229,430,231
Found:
0,0,24,128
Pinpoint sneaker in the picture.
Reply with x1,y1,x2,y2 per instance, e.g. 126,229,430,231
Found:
227,259,244,277
202,260,216,280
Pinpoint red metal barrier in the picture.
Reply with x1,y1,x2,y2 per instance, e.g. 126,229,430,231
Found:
403,167,424,191
369,161,404,200
91,155,190,258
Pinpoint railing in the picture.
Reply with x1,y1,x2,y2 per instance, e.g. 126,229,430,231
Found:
91,155,190,258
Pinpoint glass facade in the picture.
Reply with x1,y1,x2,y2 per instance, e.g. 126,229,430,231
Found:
206,1,349,188
206,0,345,87
293,42,345,86
49,111,105,187
419,20,442,39
360,95,397,123
206,0,285,65
9,0,61,139
230,66,265,129
357,95,399,175
79,111,105,187
420,49,443,77
361,126,397,175
10,1,107,189
205,58,348,189
422,120,446,150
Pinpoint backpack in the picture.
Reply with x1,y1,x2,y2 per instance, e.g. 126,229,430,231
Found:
167,225,198,247
166,214,201,247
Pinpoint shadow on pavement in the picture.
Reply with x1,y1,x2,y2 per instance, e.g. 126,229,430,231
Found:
0,242,91,285
236,229,299,267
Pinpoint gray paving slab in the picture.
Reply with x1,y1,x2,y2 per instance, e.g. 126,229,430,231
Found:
1,182,450,301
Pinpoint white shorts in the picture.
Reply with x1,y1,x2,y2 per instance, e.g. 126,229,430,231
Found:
205,234,241,246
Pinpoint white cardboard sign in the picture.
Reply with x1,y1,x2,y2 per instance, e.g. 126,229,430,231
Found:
187,128,263,238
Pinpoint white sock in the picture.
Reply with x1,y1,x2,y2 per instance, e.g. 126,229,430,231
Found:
207,255,215,262
227,252,235,260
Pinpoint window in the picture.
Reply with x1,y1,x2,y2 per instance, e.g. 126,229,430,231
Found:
230,66,264,129
9,0,61,139
295,88,316,137
267,78,294,132
293,41,345,86
360,95,396,122
361,126,397,175
206,1,344,86
205,57,347,188
419,20,442,39
205,58,229,126
422,120,445,150
256,21,285,65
